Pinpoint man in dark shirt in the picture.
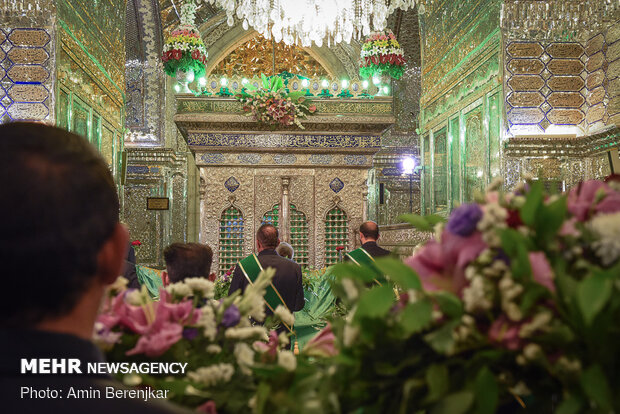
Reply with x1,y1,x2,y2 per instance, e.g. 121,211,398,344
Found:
0,123,187,413
357,221,391,258
228,224,305,319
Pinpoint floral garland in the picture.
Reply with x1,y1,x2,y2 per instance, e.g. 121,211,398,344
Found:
359,29,406,80
235,74,316,129
161,3,207,78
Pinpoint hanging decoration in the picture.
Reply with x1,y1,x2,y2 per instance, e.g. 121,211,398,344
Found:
359,29,406,80
235,74,317,129
161,2,208,91
201,0,416,47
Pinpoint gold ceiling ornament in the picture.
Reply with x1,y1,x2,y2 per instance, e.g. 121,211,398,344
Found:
210,34,329,78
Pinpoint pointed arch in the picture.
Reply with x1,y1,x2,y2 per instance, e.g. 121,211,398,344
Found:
262,203,309,268
219,205,245,276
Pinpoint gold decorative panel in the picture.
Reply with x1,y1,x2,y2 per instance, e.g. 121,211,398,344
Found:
211,34,329,78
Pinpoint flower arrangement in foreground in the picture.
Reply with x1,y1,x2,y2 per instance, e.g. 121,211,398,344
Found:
96,268,316,413
359,29,406,80
235,74,316,129
161,3,208,78
323,176,620,413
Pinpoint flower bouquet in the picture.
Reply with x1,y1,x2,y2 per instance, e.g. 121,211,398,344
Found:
324,176,620,413
235,74,316,129
214,266,234,300
161,3,208,79
96,269,303,412
359,29,406,80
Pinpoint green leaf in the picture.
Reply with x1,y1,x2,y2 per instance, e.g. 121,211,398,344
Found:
400,299,433,335
424,320,459,354
555,395,583,414
425,364,449,402
474,367,498,414
331,262,378,284
354,285,396,320
520,180,543,226
580,364,612,411
431,291,463,318
430,391,474,414
261,73,269,89
374,258,422,290
397,213,444,232
519,283,548,314
536,196,567,244
577,274,612,325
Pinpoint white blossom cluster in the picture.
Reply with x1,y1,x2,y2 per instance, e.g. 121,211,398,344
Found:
187,363,235,387
588,212,620,266
183,277,215,299
274,305,295,327
477,203,508,247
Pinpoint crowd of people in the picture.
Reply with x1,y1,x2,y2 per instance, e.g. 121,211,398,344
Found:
0,122,394,412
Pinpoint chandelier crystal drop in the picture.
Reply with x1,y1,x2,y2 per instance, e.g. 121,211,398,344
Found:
201,0,416,47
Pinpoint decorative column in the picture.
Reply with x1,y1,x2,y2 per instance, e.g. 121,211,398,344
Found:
198,175,207,243
362,182,369,222
280,177,291,243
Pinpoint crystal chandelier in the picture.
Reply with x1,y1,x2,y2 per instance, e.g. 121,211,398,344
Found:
201,0,416,47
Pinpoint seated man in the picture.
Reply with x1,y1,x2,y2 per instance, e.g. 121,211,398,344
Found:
162,242,214,284
0,123,187,413
228,224,304,331
275,241,294,260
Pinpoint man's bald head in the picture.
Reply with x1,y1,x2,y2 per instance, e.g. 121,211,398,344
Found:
359,221,380,241
257,223,279,250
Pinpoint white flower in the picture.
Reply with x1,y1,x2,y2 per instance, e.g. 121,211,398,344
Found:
343,324,359,347
274,305,295,327
433,222,444,242
196,305,218,341
589,212,620,266
277,350,297,371
462,276,492,313
278,332,290,347
523,343,542,360
248,395,257,410
519,311,552,338
341,278,358,301
165,282,192,298
125,289,145,306
234,343,255,375
187,363,235,387
206,344,221,354
183,277,215,298
238,268,276,322
225,326,269,341
109,276,128,292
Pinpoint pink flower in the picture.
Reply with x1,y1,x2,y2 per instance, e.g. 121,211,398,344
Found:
254,331,279,362
488,315,525,350
567,180,611,221
303,324,338,357
197,401,218,414
126,322,183,357
528,252,555,293
559,217,579,237
595,191,620,215
405,231,487,295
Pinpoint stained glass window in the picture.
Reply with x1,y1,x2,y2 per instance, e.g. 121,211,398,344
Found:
219,206,244,276
325,207,348,266
263,204,309,268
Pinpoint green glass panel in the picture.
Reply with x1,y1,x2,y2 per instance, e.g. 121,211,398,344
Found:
449,117,460,208
72,100,90,139
219,206,244,276
488,92,501,180
92,113,102,149
58,89,69,130
423,135,431,215
464,105,485,201
433,127,448,212
325,207,347,266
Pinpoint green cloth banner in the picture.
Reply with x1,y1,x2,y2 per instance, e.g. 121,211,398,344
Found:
136,265,164,299
346,247,386,285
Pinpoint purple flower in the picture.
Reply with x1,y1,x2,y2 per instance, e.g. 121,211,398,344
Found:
221,304,241,328
182,327,199,340
446,203,483,236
